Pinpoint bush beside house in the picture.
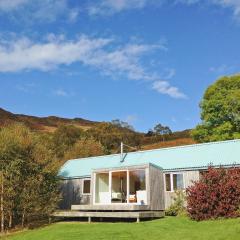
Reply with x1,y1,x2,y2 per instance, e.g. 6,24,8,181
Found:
186,167,240,221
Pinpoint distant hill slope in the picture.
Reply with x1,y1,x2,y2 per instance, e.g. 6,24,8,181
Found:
0,107,195,149
141,138,196,150
0,107,98,132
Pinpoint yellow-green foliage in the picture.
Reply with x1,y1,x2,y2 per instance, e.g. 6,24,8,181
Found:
0,124,60,231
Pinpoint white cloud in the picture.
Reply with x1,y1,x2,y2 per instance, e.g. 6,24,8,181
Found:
209,64,234,74
88,0,148,15
0,34,185,98
0,0,29,11
212,0,240,18
16,82,35,93
1,0,240,21
68,8,79,22
176,0,240,18
53,89,69,97
0,0,77,22
88,0,240,19
152,80,187,99
125,114,138,124
0,35,111,72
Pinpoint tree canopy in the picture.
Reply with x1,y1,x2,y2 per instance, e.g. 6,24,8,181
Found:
192,75,240,142
0,124,60,232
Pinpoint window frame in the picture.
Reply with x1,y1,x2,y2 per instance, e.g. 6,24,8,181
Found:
164,172,185,192
82,178,91,195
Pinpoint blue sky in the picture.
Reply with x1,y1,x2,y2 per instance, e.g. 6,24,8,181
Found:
0,0,240,132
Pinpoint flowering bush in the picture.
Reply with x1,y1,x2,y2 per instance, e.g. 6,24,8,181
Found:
186,167,240,221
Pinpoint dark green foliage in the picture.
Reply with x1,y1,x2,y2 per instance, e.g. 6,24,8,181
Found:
153,123,172,136
192,75,240,142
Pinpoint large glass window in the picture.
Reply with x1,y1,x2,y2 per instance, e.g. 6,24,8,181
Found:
111,171,127,203
165,174,171,191
94,168,147,205
165,173,184,191
129,169,146,204
83,179,91,194
173,174,184,190
95,173,110,204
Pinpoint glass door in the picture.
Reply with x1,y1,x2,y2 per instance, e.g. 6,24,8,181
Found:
111,171,127,203
95,172,110,204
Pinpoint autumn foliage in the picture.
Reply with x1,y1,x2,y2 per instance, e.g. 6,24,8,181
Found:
186,167,240,221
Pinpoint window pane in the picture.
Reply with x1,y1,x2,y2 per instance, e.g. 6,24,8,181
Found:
165,174,171,191
95,173,110,203
83,179,91,194
129,169,146,204
173,174,184,190
111,171,127,203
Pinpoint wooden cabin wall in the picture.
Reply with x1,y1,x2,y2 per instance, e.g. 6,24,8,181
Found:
149,165,165,211
59,178,91,210
164,170,200,209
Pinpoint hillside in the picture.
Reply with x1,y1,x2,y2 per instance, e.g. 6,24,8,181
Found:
141,138,196,150
0,107,195,150
0,107,98,132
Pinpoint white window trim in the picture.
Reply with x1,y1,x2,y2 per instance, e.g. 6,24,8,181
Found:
82,178,91,195
164,172,185,192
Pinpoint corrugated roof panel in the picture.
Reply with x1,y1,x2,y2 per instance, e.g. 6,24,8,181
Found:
59,139,240,178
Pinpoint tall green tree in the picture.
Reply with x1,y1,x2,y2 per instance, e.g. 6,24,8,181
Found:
192,75,240,142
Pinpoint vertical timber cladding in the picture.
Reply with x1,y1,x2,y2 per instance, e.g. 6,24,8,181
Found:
164,170,200,209
149,164,165,211
59,178,91,210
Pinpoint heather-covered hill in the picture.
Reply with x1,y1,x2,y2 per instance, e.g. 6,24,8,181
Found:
0,107,97,132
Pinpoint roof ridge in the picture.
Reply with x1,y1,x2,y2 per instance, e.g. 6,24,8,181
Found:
64,139,240,164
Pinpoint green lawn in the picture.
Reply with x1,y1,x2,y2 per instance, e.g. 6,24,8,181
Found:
5,217,240,240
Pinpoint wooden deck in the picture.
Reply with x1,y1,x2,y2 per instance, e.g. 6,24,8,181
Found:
53,210,164,222
71,204,150,211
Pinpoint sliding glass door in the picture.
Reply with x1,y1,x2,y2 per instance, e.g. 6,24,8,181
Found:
129,169,146,204
94,168,147,205
111,171,127,203
95,172,110,204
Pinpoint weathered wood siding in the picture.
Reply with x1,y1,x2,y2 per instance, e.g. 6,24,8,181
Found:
149,165,165,210
164,170,200,209
59,178,91,210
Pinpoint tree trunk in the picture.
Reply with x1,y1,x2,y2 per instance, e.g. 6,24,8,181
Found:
0,170,4,234
21,209,25,228
8,211,12,229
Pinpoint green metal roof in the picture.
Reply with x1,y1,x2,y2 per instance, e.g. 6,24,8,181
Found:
59,139,240,178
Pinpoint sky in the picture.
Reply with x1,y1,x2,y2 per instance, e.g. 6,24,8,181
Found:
0,0,239,132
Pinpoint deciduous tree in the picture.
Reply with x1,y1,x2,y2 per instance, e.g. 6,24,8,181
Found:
192,75,240,142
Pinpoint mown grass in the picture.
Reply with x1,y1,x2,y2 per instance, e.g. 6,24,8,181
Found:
4,217,240,240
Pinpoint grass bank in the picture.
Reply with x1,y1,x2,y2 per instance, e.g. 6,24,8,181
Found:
5,217,240,240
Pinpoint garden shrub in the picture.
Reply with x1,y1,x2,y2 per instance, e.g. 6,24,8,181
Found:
165,190,186,216
186,167,240,221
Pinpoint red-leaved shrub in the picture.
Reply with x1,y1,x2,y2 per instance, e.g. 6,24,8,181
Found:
186,167,240,221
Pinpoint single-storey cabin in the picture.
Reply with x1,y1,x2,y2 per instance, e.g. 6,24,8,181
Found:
55,139,240,222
